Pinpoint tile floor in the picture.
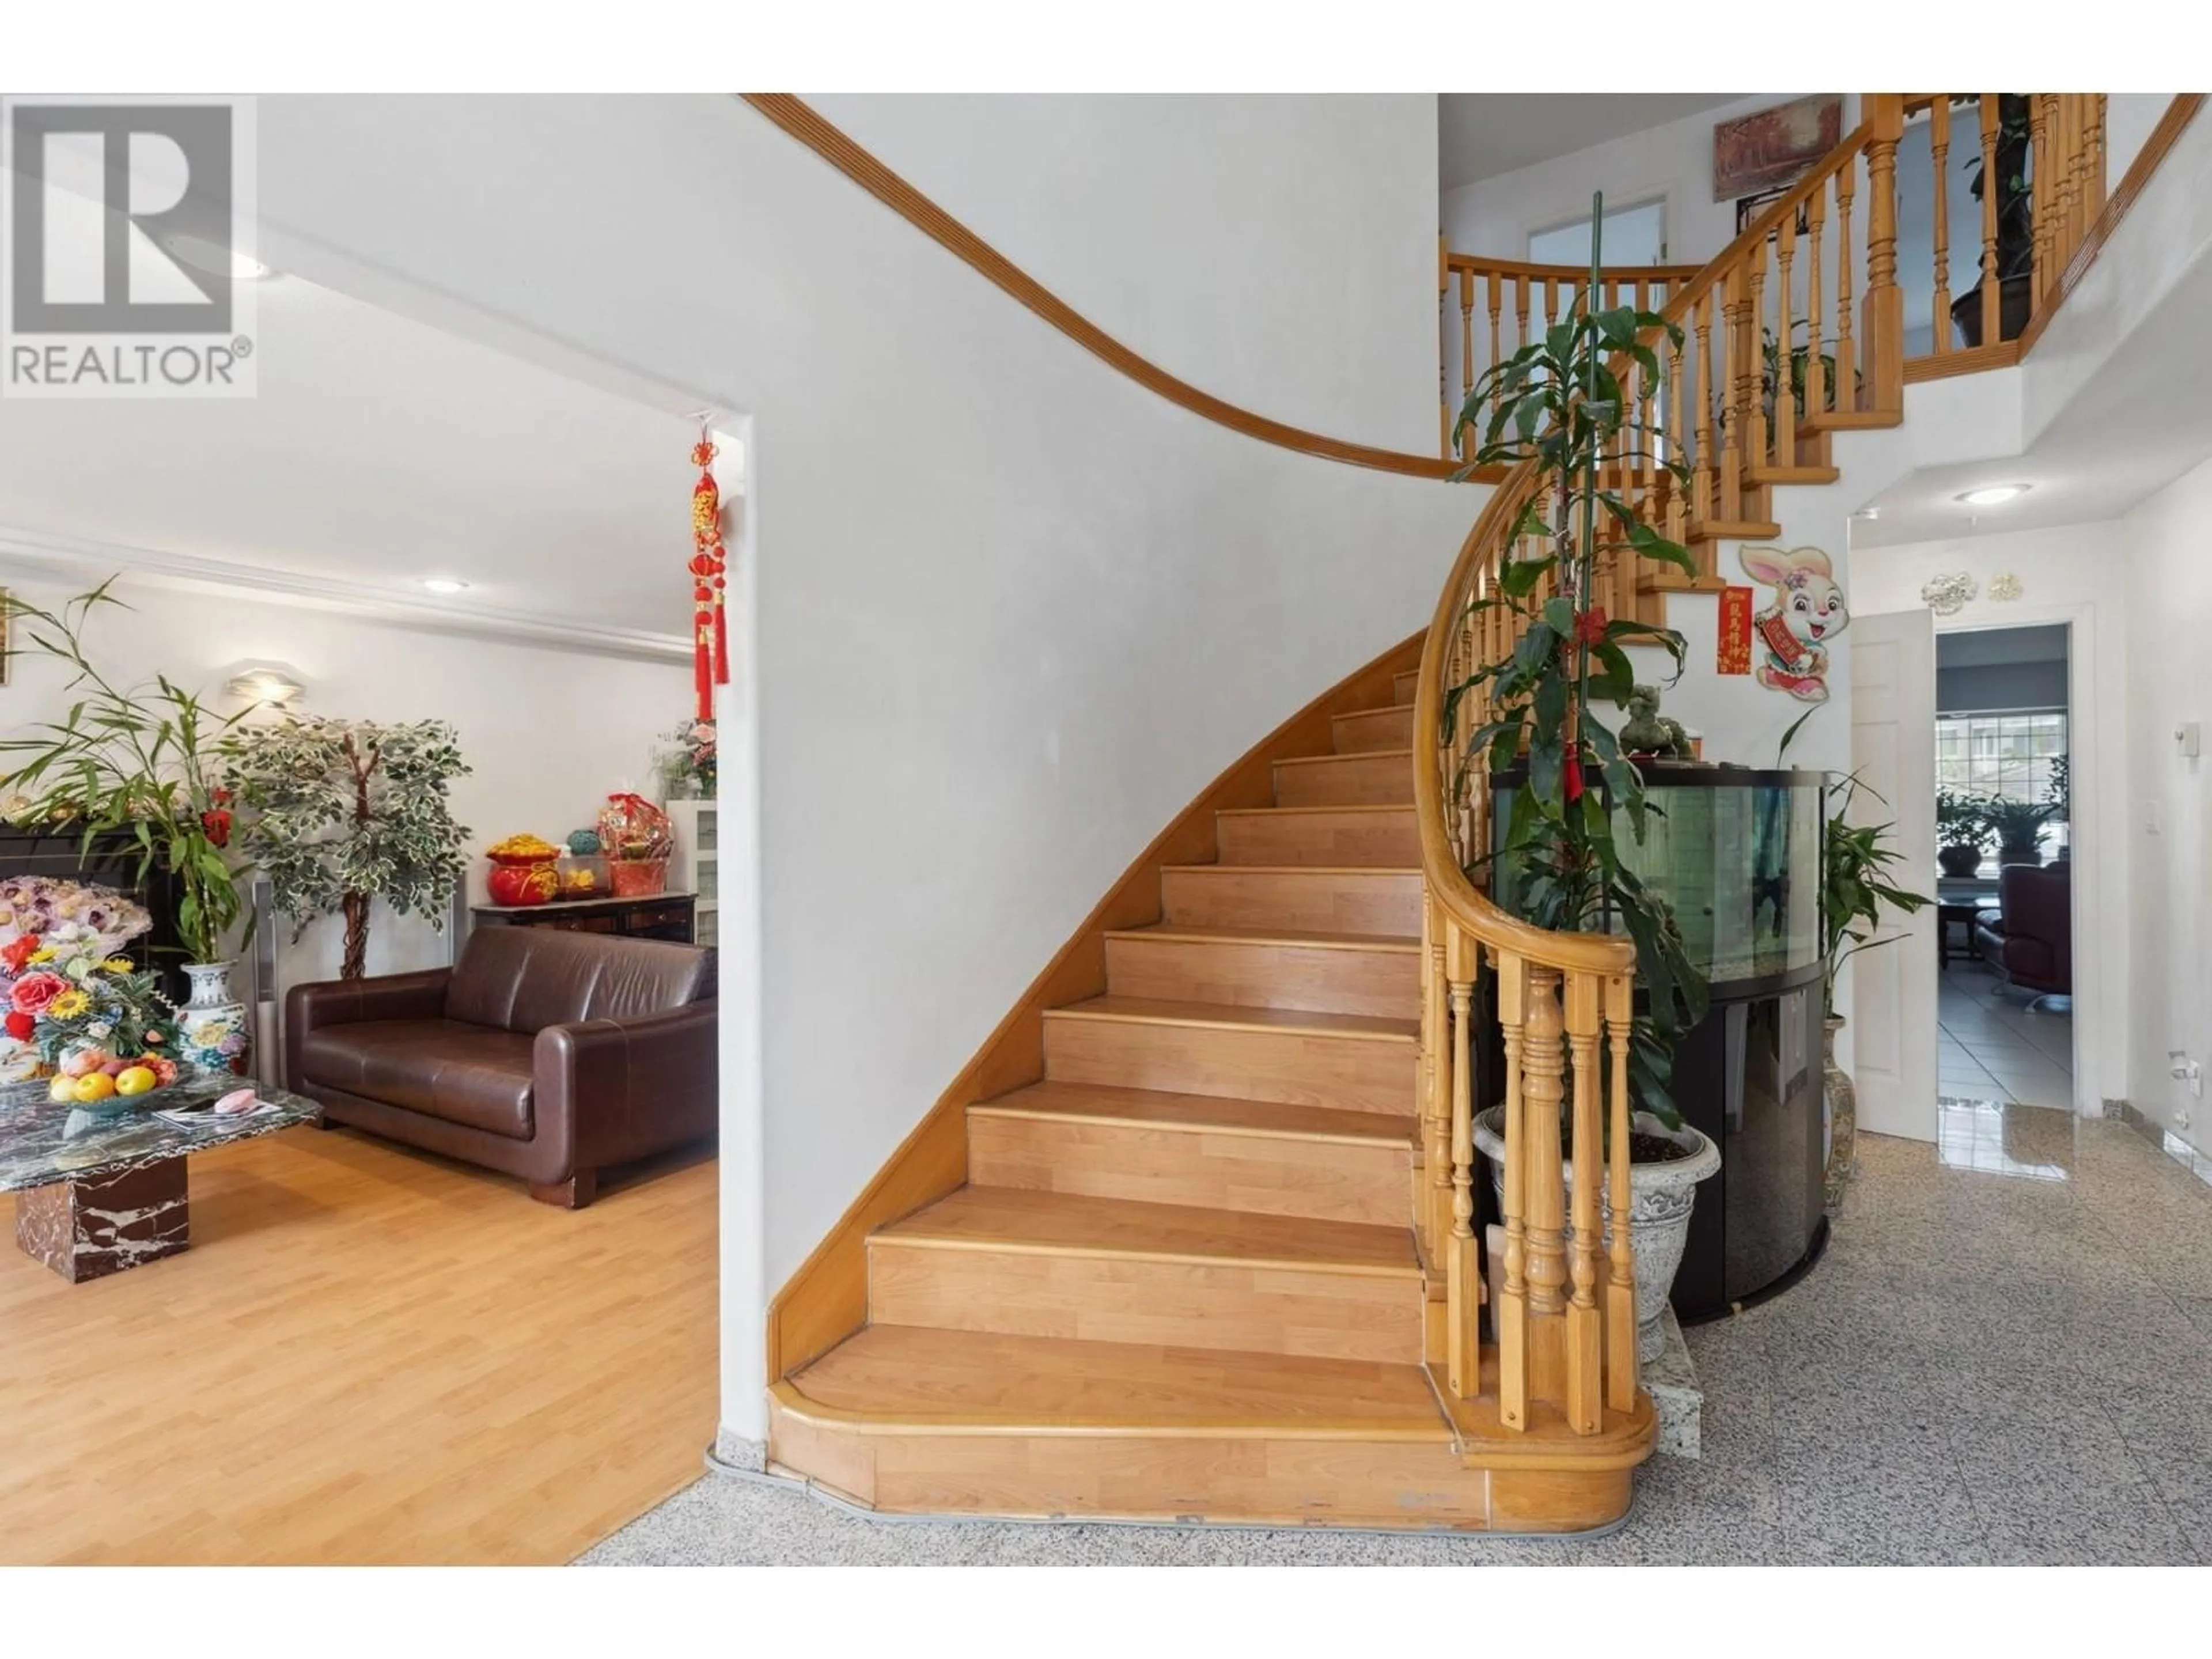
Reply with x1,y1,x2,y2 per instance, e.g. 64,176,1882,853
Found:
1940,959,2074,1108
584,1105,2212,1566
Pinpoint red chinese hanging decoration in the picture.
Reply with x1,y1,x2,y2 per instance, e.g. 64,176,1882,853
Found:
688,432,731,721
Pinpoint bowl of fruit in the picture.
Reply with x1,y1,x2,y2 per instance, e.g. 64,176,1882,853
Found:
45,1046,183,1112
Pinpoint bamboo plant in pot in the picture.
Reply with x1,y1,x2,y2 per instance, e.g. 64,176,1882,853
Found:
1820,777,1933,1212
1442,202,1722,1362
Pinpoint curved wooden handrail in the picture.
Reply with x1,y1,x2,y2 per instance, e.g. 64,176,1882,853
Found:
1414,123,1874,971
1444,252,1703,285
740,93,1497,483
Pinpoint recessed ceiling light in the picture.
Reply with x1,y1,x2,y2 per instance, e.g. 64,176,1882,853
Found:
422,577,469,595
160,232,272,281
1854,505,1881,520
1957,484,2027,507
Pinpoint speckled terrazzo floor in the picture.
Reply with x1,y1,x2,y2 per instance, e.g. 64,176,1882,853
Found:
581,1105,2212,1566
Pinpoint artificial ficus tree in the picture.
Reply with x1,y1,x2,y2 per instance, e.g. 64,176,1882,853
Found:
221,717,471,979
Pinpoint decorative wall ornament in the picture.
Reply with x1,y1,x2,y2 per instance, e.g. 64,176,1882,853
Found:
688,433,732,723
1921,571,1978,615
1717,585,1755,674
1742,546,1850,703
1713,95,1844,200
1987,573,2024,601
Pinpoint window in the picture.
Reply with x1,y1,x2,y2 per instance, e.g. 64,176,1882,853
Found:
1936,709,2069,872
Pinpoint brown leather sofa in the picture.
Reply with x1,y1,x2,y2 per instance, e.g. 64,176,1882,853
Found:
286,926,717,1207
1974,862,2071,998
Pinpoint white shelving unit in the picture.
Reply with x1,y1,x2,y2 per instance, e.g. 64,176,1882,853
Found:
665,798,718,947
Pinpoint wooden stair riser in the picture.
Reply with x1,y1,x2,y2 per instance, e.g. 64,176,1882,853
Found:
1043,1012,1416,1115
865,1239,1425,1365
1331,704,1413,753
1161,868,1420,936
1214,806,1419,868
1392,669,1419,704
1105,933,1416,1018
1272,751,1414,807
768,1403,1513,1530
967,1108,1413,1226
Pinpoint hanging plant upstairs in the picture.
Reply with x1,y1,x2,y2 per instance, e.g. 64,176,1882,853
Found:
1443,194,1710,1126
688,432,732,722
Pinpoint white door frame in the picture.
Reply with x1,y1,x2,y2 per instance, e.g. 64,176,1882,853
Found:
1930,601,2100,1115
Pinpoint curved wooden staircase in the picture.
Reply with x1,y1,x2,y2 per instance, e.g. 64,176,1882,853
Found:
755,89,2197,1535
771,654,1648,1531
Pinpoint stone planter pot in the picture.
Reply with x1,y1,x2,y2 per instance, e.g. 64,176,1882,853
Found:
1938,843,1983,878
1823,1013,1855,1215
1475,1103,1720,1364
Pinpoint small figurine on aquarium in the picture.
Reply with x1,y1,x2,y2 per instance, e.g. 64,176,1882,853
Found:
1620,684,1695,760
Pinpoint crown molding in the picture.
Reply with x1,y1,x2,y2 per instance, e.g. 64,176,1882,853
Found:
0,525,689,664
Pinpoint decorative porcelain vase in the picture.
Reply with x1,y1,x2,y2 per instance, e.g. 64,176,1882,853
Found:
1475,1104,1721,1365
1937,844,1982,878
177,960,250,1078
1823,1013,1855,1215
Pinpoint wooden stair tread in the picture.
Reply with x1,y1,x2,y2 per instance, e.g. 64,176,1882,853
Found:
1686,518,1783,543
1801,407,1902,432
970,1081,1416,1146
783,1325,1449,1438
1046,994,1417,1042
1106,922,1418,953
1214,804,1413,818
1746,463,1842,486
1274,748,1412,768
878,1185,1419,1275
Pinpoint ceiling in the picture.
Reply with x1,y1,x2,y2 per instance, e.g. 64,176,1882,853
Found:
0,268,708,655
1855,241,2212,550
1437,94,1748,192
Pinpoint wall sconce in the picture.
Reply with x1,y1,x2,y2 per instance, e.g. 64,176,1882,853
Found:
224,664,307,707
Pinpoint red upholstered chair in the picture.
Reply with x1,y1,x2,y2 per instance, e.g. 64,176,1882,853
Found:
1972,862,2071,998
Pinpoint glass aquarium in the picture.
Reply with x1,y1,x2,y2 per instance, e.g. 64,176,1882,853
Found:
1488,767,1827,989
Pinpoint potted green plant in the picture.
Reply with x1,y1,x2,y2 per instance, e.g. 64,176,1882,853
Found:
1936,789,1994,877
1980,797,2056,866
1953,93,2035,348
1440,210,1721,1361
2044,756,2070,864
0,585,256,1074
220,716,472,979
1820,777,1933,1212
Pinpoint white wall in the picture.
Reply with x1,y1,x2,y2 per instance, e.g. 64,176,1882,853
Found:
240,94,1480,1445
0,569,688,996
810,94,1442,456
1851,518,2132,1112
2119,453,2212,1156
2105,94,2177,188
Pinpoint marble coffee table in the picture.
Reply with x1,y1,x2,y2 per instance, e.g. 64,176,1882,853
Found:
0,1075,319,1283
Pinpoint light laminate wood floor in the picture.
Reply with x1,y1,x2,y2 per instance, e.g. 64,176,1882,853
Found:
0,1124,717,1564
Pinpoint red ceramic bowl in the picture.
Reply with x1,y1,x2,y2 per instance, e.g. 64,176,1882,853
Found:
486,858,558,906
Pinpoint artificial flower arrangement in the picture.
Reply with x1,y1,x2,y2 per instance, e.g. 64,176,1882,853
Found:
0,877,181,1103
654,718,717,801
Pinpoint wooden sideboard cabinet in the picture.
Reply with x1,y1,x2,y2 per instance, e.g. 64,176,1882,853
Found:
469,892,698,944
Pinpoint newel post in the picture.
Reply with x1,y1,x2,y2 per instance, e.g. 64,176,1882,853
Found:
1863,93,1906,413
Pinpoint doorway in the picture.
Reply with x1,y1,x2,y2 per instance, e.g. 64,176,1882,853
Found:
1932,622,2080,1113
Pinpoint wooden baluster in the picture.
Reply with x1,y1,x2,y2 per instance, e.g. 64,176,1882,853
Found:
1834,150,1857,411
1930,97,1953,355
1773,206,1798,467
1543,275,1559,334
1520,965,1569,1408
2030,93,2054,309
1637,331,1658,512
1457,267,1476,461
1445,923,1481,1399
1863,94,1904,414
2088,93,2108,219
1979,94,2003,348
1719,264,1744,522
1805,182,1828,419
1496,950,1528,1430
2058,94,2083,267
1423,892,1452,1271
1514,274,1532,365
1564,969,1603,1435
1666,322,1688,545
1603,974,1637,1413
1692,287,1716,529
1487,268,1505,427
1745,235,1770,475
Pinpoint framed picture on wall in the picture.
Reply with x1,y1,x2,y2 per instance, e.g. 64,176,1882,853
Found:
1713,95,1843,202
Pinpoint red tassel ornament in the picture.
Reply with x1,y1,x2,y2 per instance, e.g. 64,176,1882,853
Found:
689,434,730,721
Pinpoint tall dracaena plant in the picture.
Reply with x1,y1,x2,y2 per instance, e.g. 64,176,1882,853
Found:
1442,199,1710,1128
